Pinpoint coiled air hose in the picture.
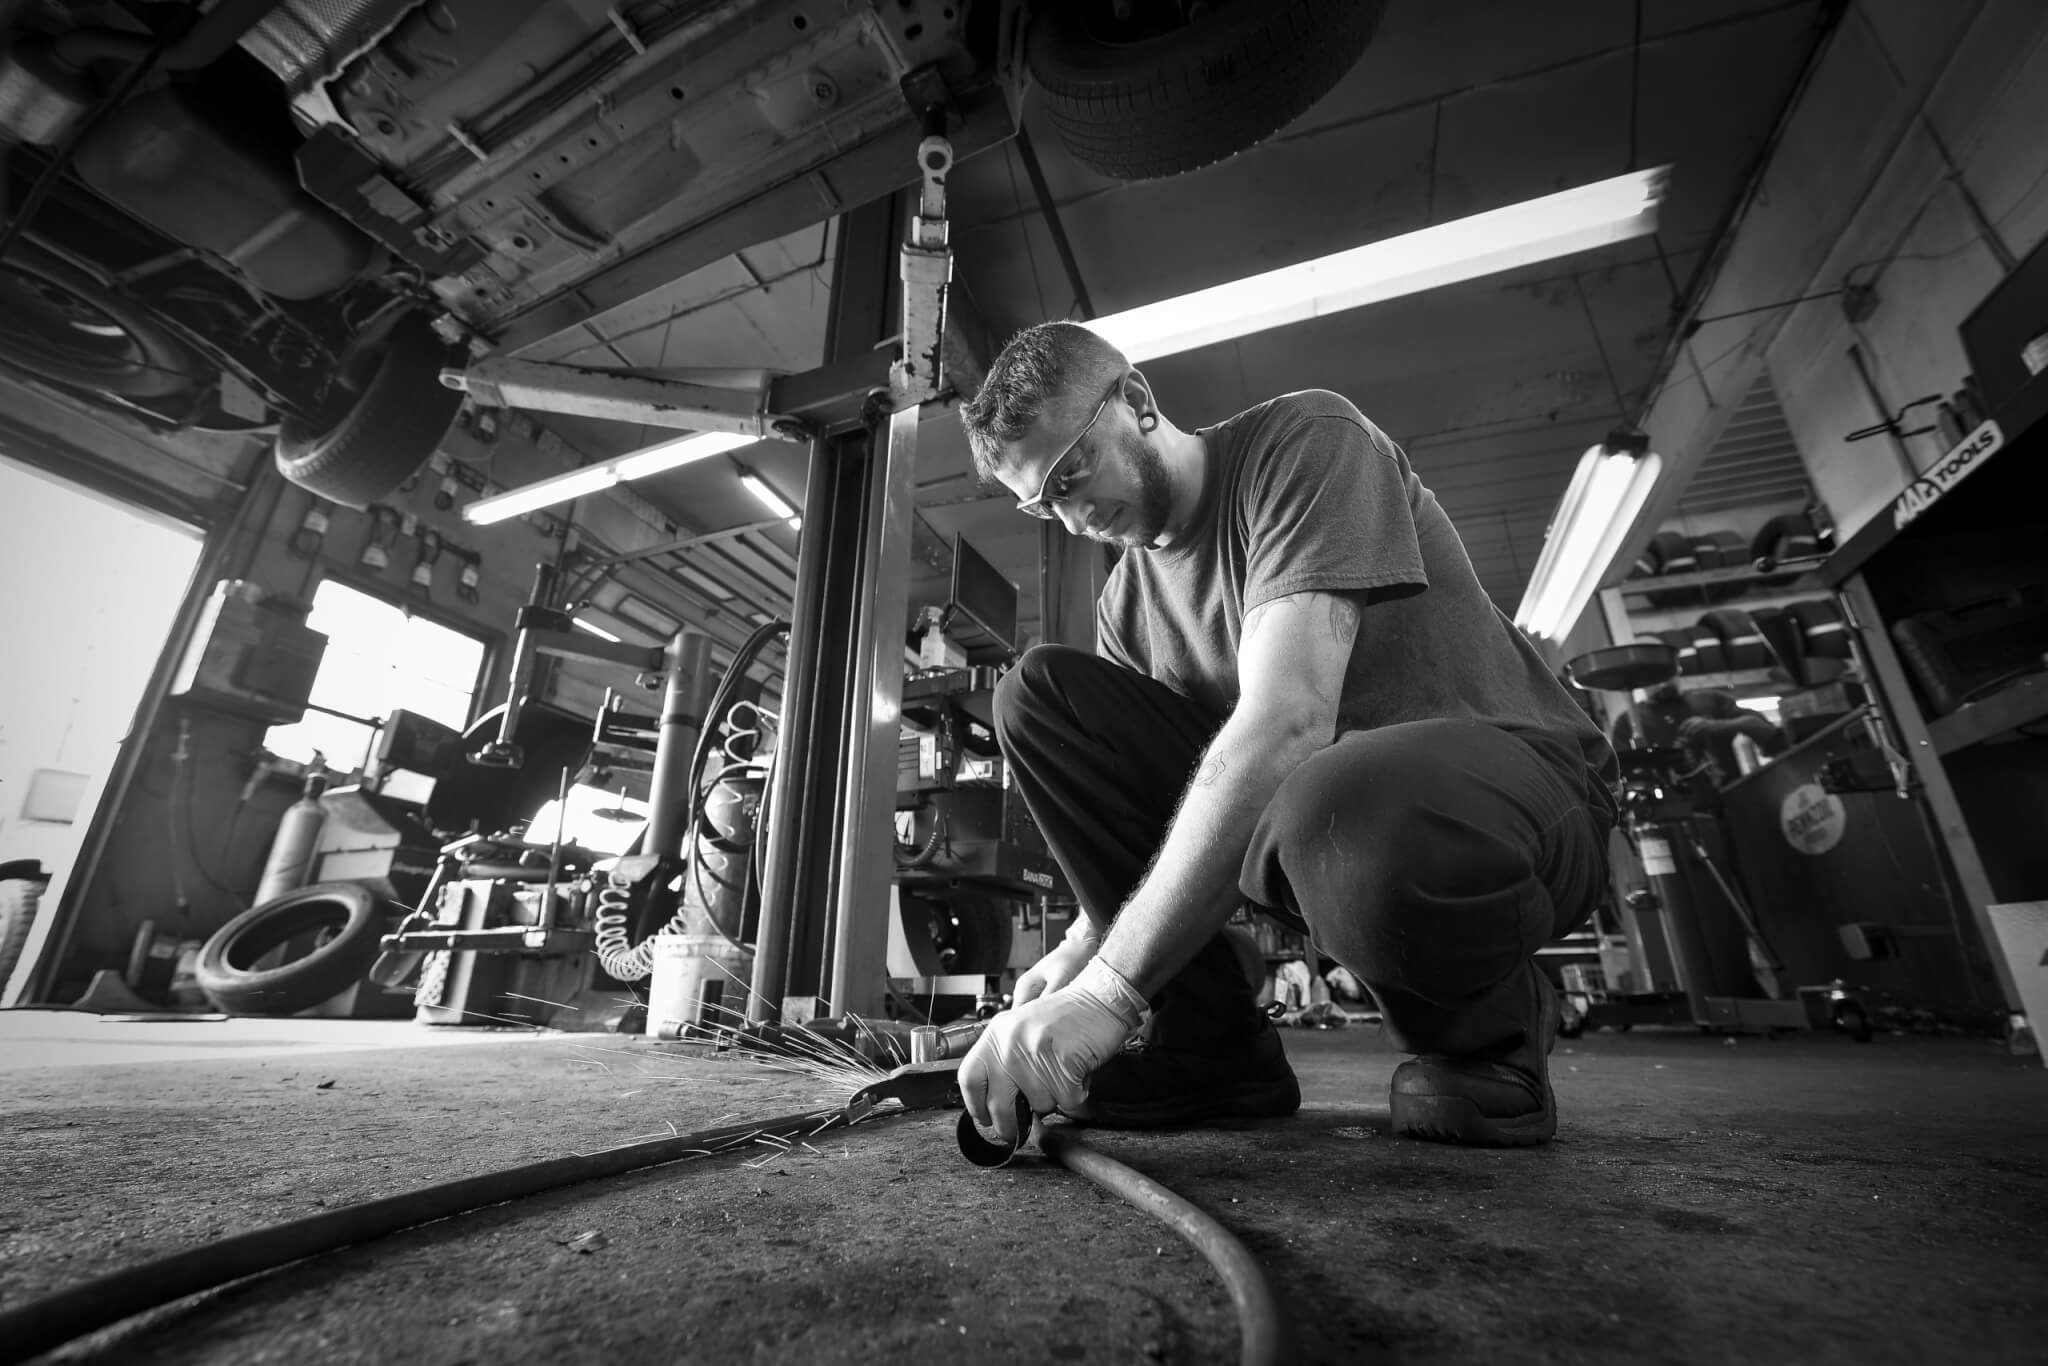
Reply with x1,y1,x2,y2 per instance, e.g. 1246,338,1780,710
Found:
0,1105,845,1366
593,620,789,982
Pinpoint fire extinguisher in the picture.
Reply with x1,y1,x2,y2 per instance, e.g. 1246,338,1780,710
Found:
253,763,330,907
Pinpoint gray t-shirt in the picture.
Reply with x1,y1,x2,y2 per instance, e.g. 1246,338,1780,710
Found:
1096,390,1616,808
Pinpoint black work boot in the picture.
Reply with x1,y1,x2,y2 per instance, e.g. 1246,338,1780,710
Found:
1072,1014,1302,1128
1389,966,1560,1147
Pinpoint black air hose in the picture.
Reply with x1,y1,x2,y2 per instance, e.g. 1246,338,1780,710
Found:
1037,1126,1293,1366
0,1105,845,1366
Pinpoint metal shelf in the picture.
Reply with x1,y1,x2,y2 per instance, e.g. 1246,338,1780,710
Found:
1926,671,2048,755
1616,558,1828,598
1675,668,1787,693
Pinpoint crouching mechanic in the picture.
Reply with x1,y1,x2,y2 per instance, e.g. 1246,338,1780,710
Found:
955,322,1618,1148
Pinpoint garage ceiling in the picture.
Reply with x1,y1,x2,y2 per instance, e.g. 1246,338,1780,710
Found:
531,0,1834,648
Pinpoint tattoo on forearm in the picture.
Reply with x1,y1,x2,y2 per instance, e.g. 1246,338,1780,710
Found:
1194,756,1227,788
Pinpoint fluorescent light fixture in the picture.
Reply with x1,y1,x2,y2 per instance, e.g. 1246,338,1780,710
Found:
1735,696,1781,714
465,465,619,525
1514,431,1663,642
613,595,679,637
673,564,734,601
464,431,756,525
613,430,753,479
464,170,1664,527
739,472,800,529
1089,166,1669,363
571,617,621,642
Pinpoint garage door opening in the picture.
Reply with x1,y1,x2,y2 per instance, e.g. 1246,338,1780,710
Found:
0,457,203,1000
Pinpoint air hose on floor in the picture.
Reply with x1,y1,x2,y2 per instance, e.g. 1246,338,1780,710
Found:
1037,1127,1294,1366
955,1110,1292,1366
0,1106,845,1366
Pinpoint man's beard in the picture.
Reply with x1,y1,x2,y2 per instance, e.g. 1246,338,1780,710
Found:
1111,426,1174,547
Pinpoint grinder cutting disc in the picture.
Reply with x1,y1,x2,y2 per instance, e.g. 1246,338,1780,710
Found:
956,1097,1035,1168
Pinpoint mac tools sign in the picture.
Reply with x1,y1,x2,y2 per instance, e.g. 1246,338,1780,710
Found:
1891,420,2003,530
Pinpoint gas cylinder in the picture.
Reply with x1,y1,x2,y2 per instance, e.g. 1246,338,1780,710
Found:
253,768,329,906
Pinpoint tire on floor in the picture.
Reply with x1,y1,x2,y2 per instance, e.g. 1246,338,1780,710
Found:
194,882,397,1016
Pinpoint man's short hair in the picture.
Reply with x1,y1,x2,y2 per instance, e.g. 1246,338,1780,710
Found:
959,321,1127,485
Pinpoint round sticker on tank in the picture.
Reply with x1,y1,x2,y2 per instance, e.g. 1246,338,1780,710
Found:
1779,782,1847,855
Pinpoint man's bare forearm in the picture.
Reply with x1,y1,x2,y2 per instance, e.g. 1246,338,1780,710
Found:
1094,718,1323,998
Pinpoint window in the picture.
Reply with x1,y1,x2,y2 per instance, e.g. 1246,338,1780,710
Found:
529,783,648,855
263,581,487,771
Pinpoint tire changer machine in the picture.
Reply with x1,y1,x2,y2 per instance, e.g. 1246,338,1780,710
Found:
1563,639,1817,1036
376,547,1065,1042
887,533,1067,1023
372,562,777,1033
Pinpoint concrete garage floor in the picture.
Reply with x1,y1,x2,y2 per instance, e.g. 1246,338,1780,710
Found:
3,1011,2045,1366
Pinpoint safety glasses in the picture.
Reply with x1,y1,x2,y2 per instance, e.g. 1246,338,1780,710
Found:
1016,380,1119,519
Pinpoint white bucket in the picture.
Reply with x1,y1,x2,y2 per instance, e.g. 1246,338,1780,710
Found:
645,933,755,1039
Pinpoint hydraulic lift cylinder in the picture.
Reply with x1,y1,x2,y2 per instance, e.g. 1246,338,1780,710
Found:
644,629,712,859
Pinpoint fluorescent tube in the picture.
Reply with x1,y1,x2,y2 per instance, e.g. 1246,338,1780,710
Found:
739,472,800,528
465,465,619,524
571,617,621,642
1513,440,1663,642
673,564,734,601
1090,166,1669,363
464,431,756,524
613,430,754,479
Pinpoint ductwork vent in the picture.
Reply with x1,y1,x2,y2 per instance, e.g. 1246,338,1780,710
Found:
1675,372,1814,518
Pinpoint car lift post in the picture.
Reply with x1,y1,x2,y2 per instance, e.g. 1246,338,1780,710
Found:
445,107,957,1024
752,109,954,1023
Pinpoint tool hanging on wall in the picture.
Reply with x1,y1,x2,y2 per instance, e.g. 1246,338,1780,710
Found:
359,506,401,571
430,451,461,511
410,529,443,600
288,500,332,559
452,546,482,605
1846,393,1945,443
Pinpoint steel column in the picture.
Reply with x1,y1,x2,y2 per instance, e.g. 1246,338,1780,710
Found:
644,629,713,858
828,402,919,1015
748,423,846,1023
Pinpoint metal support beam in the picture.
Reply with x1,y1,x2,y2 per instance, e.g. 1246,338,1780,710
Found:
748,192,919,1023
829,402,920,1014
748,406,921,1021
445,358,799,439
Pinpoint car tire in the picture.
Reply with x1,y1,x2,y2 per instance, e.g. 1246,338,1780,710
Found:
0,241,207,398
194,882,395,1016
275,310,466,509
1027,0,1383,181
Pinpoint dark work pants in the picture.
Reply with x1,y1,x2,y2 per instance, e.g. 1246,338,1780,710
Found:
991,645,1613,1059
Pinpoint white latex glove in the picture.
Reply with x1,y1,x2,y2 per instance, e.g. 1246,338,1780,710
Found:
1013,918,1102,1006
960,957,1150,1145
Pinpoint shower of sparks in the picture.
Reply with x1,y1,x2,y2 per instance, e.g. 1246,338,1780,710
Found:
504,992,580,1011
